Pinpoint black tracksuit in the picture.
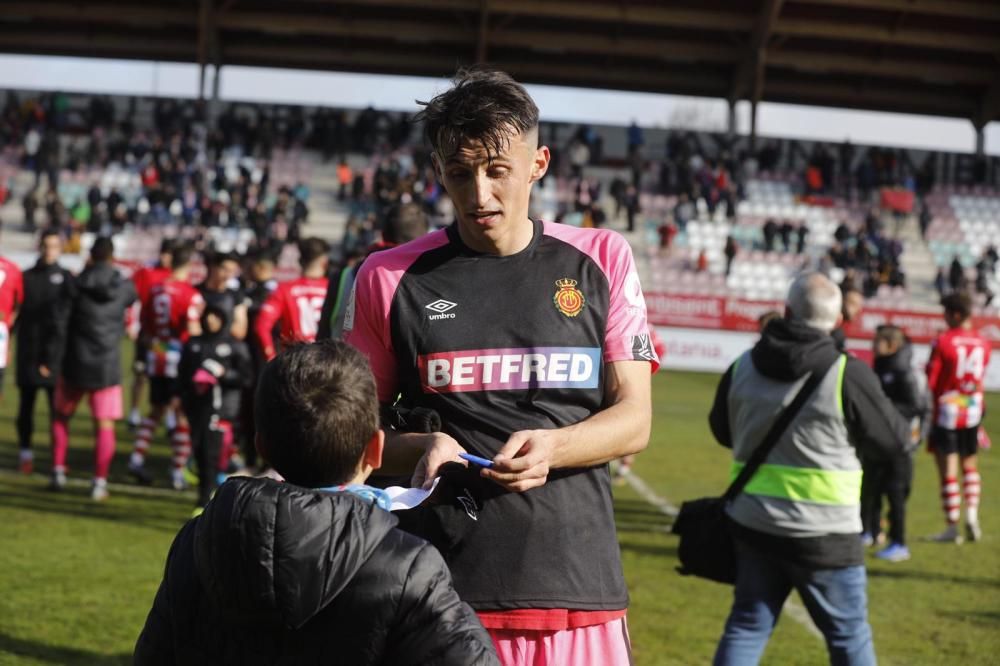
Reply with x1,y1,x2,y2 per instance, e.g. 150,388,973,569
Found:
861,344,928,546
178,327,251,507
134,477,498,665
15,260,72,450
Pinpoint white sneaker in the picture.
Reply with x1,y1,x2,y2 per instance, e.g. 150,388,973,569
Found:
966,521,983,543
929,525,963,544
128,408,141,428
90,480,109,502
49,469,67,491
171,469,188,491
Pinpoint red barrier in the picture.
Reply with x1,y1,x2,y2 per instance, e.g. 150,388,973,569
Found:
646,292,1000,349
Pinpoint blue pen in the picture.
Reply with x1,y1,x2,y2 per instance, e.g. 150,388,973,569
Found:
459,452,494,468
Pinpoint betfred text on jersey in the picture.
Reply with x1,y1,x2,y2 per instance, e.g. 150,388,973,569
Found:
418,347,601,393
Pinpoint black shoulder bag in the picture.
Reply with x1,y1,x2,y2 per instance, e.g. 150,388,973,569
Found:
671,355,840,584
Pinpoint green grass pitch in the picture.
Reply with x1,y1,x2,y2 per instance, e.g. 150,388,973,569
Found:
0,364,997,665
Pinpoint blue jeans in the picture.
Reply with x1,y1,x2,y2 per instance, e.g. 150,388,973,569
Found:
714,539,877,666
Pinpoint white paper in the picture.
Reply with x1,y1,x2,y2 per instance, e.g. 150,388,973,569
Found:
384,477,440,512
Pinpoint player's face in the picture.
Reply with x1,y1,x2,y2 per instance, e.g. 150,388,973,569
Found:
435,128,549,255
41,236,62,265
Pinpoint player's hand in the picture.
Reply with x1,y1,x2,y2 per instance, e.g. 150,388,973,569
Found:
481,429,561,493
410,432,467,490
38,365,51,378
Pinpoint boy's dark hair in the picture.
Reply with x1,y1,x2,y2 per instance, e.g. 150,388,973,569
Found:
942,291,972,320
414,67,539,160
91,236,115,263
39,229,61,245
382,202,428,245
255,341,378,487
874,324,906,349
298,237,330,267
171,244,194,269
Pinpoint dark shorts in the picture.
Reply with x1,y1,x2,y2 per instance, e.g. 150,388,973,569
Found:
148,376,180,407
133,340,148,374
930,426,979,457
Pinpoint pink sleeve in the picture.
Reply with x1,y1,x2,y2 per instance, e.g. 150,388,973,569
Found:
544,223,659,371
344,230,451,404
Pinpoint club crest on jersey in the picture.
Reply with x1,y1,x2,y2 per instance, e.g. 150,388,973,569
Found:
553,278,585,317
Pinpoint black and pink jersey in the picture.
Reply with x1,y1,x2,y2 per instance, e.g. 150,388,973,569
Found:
345,219,657,612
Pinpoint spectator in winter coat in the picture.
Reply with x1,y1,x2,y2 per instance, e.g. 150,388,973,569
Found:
15,230,72,474
134,341,498,665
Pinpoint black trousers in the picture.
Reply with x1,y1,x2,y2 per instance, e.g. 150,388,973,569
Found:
17,384,55,450
861,452,914,545
187,402,224,508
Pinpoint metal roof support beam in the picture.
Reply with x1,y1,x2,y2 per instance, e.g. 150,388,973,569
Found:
798,0,1000,22
731,0,784,147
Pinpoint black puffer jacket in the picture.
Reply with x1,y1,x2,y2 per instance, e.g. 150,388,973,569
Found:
134,477,499,666
50,262,137,390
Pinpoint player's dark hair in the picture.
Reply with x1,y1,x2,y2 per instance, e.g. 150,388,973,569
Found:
206,251,238,268
942,291,972,320
382,202,428,245
415,67,539,160
171,244,194,269
254,340,378,487
39,229,61,246
298,237,330,267
90,236,115,264
159,238,176,255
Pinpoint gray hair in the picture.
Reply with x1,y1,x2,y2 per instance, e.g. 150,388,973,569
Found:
786,272,842,333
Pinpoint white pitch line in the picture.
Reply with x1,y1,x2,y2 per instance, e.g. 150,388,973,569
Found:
0,468,196,500
620,468,824,642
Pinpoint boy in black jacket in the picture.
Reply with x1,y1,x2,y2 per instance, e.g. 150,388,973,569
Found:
134,341,498,666
861,325,929,562
178,303,252,509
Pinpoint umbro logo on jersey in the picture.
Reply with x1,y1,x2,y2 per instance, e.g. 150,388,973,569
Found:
425,299,457,320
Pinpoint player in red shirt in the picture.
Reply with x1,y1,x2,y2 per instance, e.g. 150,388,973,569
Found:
0,252,24,397
254,237,330,362
128,239,174,427
926,292,992,542
129,244,204,489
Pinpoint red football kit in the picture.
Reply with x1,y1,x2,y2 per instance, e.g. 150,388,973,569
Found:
926,327,991,430
143,279,204,378
254,276,328,360
0,256,24,370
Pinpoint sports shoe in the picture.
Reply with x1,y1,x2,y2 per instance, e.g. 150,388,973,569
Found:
966,521,983,543
929,525,963,544
171,469,188,491
861,533,874,547
875,543,911,562
127,408,141,429
128,461,153,485
18,450,34,475
48,469,67,491
90,480,109,502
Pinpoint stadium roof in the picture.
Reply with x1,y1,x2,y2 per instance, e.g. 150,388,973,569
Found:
3,0,1000,127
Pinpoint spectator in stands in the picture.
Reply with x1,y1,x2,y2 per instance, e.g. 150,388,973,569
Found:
673,192,694,232
796,224,809,255
658,221,678,257
763,219,778,253
709,272,907,665
934,268,948,299
16,231,72,475
975,256,995,307
779,221,795,253
919,203,932,240
134,341,498,665
696,249,709,273
47,237,138,500
724,235,738,277
949,257,967,293
624,184,639,233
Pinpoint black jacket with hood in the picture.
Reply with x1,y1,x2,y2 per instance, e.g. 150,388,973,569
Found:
709,318,910,567
49,262,137,390
873,343,928,423
134,477,498,666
